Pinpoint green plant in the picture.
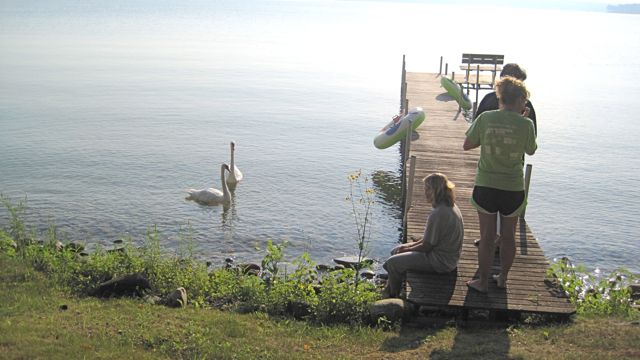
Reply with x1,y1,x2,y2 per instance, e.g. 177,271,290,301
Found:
346,170,376,287
261,239,288,277
0,230,17,257
264,252,319,318
547,257,638,317
315,268,378,325
1,193,33,255
0,195,385,325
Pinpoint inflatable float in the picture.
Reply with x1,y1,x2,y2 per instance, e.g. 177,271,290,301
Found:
374,107,425,149
440,76,472,111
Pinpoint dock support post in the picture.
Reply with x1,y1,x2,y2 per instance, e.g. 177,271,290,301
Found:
400,55,406,113
401,120,413,242
402,155,417,243
439,56,443,75
475,64,480,112
521,164,533,219
445,63,448,75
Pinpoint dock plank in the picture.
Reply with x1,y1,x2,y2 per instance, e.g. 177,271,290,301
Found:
401,72,574,316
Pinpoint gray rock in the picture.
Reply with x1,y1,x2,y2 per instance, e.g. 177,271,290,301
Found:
54,240,64,252
143,294,162,305
76,252,89,263
333,256,373,270
66,242,84,253
107,247,126,254
113,239,124,244
629,284,640,301
164,287,188,308
89,272,151,298
376,273,389,280
369,298,414,324
238,263,261,275
316,264,331,272
360,270,376,279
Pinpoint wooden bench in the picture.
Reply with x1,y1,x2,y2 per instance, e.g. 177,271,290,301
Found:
450,53,504,116
457,53,504,90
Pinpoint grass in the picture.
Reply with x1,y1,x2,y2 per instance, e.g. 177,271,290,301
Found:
2,255,640,360
1,194,639,359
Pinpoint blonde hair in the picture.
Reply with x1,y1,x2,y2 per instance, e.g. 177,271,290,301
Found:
424,173,455,207
495,76,529,106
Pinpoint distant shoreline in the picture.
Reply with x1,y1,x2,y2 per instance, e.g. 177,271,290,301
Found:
607,4,640,14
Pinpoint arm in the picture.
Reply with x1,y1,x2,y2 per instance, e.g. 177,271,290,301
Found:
527,100,537,135
463,137,479,151
525,121,537,156
393,238,433,254
464,113,482,150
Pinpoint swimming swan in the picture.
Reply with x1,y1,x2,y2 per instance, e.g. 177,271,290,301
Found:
226,141,243,185
186,163,231,205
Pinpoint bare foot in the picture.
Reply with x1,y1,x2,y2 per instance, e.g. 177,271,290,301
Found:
492,274,506,288
466,279,488,293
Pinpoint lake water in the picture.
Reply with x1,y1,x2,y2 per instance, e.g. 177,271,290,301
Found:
1,0,638,273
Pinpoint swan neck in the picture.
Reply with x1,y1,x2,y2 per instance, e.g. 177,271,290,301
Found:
221,166,230,200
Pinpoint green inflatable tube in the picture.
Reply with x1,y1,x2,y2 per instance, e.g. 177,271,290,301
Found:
440,76,472,111
374,107,426,149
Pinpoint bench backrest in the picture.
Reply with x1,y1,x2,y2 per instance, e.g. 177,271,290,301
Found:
461,53,504,65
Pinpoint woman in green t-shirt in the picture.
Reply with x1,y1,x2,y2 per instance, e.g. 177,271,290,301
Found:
463,76,537,293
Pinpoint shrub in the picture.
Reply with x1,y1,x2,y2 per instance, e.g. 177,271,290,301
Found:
0,230,17,257
547,257,639,317
315,268,379,325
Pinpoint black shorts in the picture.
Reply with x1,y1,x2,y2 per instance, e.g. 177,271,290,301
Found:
472,186,526,217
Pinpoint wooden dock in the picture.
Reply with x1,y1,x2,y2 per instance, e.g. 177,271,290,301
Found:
400,70,575,317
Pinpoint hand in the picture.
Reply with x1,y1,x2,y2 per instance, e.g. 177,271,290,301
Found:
522,106,530,117
390,244,405,255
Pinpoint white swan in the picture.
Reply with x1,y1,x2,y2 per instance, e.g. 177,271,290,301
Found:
186,163,231,206
226,141,243,185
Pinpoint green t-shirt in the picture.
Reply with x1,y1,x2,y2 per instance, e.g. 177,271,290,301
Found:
465,110,537,191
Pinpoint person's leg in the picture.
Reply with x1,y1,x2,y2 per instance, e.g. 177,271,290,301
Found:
382,251,432,297
467,211,497,293
496,215,518,287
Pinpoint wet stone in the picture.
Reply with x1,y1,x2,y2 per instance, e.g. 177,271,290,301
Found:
333,256,374,269
360,270,376,279
164,287,187,308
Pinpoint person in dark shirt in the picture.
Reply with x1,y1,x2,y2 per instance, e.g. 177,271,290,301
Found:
474,63,537,134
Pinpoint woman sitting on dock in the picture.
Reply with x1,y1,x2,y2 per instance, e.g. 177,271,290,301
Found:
463,76,537,293
381,173,464,299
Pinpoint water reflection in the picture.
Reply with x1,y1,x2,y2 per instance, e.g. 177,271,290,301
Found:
220,189,237,229
371,169,402,217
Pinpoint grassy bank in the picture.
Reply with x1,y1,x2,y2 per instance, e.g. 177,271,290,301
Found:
1,194,639,359
2,254,640,359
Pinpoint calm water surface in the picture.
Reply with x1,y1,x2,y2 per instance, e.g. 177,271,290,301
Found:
1,0,638,273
